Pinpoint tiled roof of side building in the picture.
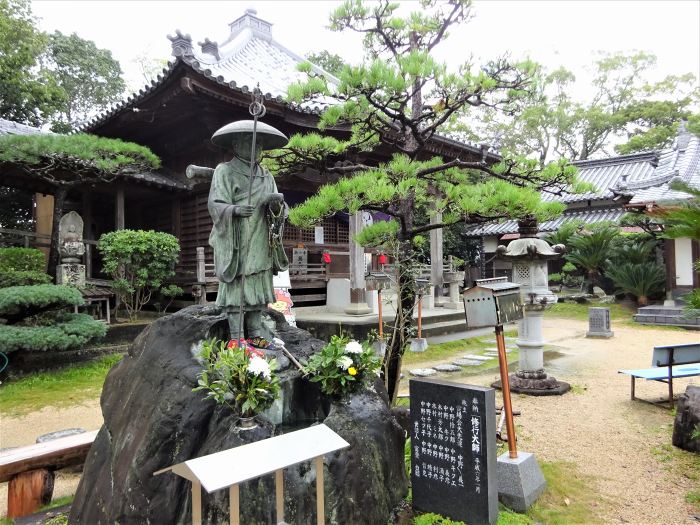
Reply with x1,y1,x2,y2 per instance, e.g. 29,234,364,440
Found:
627,128,700,204
465,207,626,237
541,151,658,203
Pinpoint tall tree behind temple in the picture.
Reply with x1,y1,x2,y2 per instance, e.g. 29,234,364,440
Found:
305,50,347,76
0,0,63,125
456,51,699,164
42,31,126,132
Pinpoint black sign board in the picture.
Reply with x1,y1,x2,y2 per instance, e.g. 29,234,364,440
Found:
410,378,498,525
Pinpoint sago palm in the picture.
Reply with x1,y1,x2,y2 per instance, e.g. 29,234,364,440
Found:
605,261,665,306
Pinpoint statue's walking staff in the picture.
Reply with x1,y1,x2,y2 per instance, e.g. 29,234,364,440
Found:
236,87,267,342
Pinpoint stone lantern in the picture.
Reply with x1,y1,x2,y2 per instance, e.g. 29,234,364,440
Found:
495,215,570,395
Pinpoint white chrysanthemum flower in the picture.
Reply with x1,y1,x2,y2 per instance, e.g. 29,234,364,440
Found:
247,355,271,380
336,355,353,370
345,341,363,354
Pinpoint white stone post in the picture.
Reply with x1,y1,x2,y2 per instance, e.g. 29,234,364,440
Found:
345,212,371,315
429,211,443,303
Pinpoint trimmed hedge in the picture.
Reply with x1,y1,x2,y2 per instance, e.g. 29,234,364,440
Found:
0,247,45,272
0,270,52,288
0,313,107,352
0,284,83,319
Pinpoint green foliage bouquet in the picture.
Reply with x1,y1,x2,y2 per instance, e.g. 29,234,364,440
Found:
304,335,381,397
194,339,280,418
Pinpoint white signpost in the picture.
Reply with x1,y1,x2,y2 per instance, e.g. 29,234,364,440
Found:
154,424,349,525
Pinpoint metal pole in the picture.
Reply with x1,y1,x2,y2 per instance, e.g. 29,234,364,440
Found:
378,289,383,338
495,324,518,458
236,87,265,341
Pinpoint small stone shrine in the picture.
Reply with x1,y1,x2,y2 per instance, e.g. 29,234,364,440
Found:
56,211,85,288
410,378,498,525
496,216,570,395
586,307,614,338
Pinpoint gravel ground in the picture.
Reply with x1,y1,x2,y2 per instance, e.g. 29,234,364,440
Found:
1,319,698,523
401,319,700,525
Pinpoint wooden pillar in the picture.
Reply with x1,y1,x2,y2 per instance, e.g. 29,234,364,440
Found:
315,456,325,525
345,212,370,315
115,187,125,230
34,193,54,264
429,211,443,300
191,480,202,525
7,469,54,519
275,469,284,523
229,484,239,525
171,197,182,238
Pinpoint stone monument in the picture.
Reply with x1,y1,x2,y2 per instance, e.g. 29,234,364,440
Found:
496,216,570,395
56,211,85,288
410,378,498,525
586,307,614,338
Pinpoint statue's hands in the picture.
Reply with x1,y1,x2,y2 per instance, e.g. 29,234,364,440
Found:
233,204,254,217
264,193,284,205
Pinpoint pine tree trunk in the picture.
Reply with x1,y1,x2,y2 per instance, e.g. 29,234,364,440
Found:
47,187,67,281
384,201,415,404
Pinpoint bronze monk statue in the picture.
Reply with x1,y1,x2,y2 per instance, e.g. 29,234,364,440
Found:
207,120,289,347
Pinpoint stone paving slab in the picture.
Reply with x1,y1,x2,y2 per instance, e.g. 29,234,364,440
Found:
452,358,483,367
463,354,492,361
410,368,437,377
434,364,461,372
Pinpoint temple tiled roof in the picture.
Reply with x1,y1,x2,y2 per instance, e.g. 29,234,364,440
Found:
542,151,658,203
0,118,49,136
625,126,700,204
80,9,496,160
465,207,626,237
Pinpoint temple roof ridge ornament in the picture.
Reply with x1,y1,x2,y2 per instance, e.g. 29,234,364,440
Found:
224,7,272,45
168,29,194,58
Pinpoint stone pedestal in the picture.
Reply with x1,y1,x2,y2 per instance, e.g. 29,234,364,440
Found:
56,264,86,288
497,452,546,512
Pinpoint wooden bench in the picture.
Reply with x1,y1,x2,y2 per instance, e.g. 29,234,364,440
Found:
0,430,98,518
618,343,700,407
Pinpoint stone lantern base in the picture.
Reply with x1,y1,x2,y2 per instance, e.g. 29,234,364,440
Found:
508,370,570,396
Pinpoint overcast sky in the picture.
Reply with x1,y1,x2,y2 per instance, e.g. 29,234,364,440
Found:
32,0,700,98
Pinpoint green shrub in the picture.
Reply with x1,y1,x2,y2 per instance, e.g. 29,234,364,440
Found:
0,313,106,352
549,273,562,284
605,261,665,306
98,229,180,320
0,284,83,319
413,513,466,525
0,247,45,272
0,270,52,288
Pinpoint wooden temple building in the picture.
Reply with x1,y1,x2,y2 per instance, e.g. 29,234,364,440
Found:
1,8,494,306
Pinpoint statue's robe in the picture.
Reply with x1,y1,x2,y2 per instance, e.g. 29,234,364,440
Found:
208,158,286,308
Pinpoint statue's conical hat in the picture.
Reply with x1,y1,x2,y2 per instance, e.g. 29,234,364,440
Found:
211,120,288,150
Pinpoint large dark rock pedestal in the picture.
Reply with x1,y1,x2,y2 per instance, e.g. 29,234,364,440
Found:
69,305,407,524
673,385,700,453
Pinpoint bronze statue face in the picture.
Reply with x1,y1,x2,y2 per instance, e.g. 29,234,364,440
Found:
231,133,263,161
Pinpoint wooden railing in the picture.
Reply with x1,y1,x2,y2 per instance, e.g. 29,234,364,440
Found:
0,228,51,249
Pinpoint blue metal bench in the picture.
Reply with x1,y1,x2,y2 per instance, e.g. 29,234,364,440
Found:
618,342,700,407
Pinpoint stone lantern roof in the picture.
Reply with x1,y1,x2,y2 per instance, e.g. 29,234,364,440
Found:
496,216,565,261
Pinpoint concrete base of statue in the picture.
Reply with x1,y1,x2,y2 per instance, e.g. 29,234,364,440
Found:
497,451,547,512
